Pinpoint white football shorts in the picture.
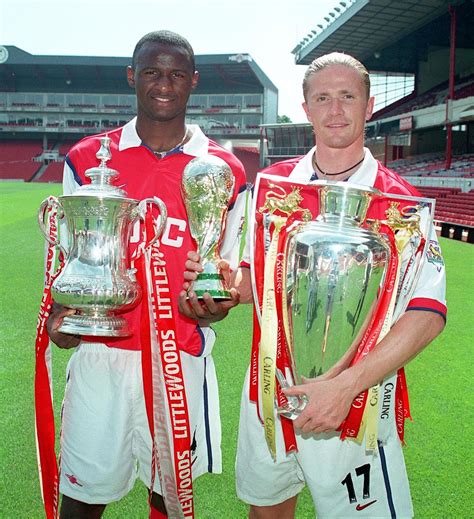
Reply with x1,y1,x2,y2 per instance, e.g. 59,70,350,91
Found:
59,333,221,504
236,369,413,518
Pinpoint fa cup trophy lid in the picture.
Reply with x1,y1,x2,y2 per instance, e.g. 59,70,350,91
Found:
74,135,127,198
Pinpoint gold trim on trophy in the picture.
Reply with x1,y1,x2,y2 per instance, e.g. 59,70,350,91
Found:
259,183,312,220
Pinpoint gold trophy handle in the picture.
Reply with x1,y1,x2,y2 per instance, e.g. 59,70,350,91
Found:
38,197,67,257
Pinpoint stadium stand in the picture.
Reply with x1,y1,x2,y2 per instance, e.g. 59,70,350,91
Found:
371,76,474,121
262,0,474,243
0,48,278,183
389,154,474,178
34,162,64,183
2,3,473,244
233,147,260,184
0,141,43,181
0,161,41,181
59,143,75,156
416,186,474,243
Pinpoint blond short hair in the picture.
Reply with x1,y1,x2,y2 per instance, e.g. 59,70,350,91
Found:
303,52,370,100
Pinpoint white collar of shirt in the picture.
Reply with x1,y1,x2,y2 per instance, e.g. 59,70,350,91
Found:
289,146,378,188
118,117,210,157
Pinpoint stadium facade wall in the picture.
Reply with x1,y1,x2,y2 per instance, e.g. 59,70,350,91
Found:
419,48,474,94
407,176,473,192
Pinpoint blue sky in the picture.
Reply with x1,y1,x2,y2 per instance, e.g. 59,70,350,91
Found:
0,0,338,122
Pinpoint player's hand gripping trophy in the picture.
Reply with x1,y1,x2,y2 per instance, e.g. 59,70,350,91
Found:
181,155,235,299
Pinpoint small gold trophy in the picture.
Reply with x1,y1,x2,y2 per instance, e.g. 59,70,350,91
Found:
182,155,235,299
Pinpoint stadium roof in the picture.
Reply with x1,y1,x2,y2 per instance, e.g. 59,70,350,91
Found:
0,46,277,95
292,0,473,73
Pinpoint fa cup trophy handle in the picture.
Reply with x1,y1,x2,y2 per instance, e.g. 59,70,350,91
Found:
38,197,67,257
132,196,168,249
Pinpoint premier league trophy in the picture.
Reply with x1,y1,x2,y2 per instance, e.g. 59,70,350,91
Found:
276,182,390,418
250,175,428,457
182,155,235,299
38,136,167,336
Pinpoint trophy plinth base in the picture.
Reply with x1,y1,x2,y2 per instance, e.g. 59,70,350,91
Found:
192,273,231,301
58,314,131,337
193,290,232,300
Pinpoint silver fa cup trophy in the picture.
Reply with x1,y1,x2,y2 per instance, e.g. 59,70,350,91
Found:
278,182,390,418
182,155,235,299
38,136,167,337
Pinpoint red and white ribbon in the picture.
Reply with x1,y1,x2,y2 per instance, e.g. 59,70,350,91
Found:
35,198,64,519
35,201,194,518
139,210,194,518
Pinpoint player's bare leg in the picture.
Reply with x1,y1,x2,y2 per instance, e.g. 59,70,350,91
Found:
249,495,297,519
60,495,106,518
60,492,166,518
150,491,167,517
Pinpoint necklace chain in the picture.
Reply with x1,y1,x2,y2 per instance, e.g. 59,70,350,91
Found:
154,129,188,157
313,154,365,177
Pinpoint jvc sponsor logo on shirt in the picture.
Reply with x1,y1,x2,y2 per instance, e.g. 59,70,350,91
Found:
130,217,187,247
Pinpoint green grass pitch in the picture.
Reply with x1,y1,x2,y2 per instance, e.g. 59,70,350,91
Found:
0,181,472,518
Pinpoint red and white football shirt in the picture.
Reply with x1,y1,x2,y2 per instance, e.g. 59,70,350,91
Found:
63,119,247,354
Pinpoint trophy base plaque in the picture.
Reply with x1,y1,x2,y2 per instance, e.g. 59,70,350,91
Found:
192,273,231,300
58,314,131,337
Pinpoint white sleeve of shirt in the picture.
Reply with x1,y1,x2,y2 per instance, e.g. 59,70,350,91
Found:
240,194,253,266
408,219,446,305
59,160,81,251
63,160,80,195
